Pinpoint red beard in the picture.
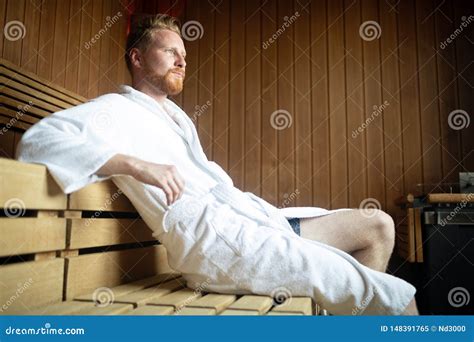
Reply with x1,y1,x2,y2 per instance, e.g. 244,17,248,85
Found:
144,67,185,96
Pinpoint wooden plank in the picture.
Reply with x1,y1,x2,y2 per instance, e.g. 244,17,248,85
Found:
270,297,313,315
64,0,81,94
64,245,172,300
19,0,41,73
225,295,273,314
149,288,202,308
0,124,15,158
36,0,56,81
68,180,136,212
28,300,101,315
0,75,73,108
2,0,25,64
311,0,330,208
212,0,230,170
344,0,367,208
328,0,348,208
244,0,261,195
1,86,63,113
68,218,155,249
0,113,32,130
74,273,181,302
87,0,103,98
277,0,295,206
267,312,303,315
398,0,423,195
0,259,64,314
220,309,259,315
75,303,134,315
175,307,216,315
426,193,474,203
51,0,70,88
0,95,52,121
113,278,185,306
416,0,442,194
0,158,67,210
294,0,312,206
186,293,237,313
126,305,174,316
0,63,85,105
414,207,424,263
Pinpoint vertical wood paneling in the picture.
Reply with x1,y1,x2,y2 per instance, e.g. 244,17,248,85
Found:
1,0,470,215
294,1,312,206
345,0,367,208
379,0,404,215
244,0,261,194
416,0,442,193
228,0,245,188
261,0,278,205
213,0,230,170
197,0,214,157
277,0,295,206
328,0,348,208
311,0,331,209
398,0,423,195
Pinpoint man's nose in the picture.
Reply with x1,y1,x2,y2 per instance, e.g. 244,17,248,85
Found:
175,55,186,68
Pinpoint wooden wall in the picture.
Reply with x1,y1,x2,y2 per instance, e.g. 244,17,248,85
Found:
1,0,473,215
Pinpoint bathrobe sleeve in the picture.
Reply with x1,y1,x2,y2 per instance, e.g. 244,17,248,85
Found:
15,97,121,194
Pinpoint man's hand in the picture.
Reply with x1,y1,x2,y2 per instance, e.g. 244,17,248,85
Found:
96,154,185,206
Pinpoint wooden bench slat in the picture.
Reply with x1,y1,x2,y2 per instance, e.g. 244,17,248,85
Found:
186,294,237,312
175,307,216,315
68,181,136,212
0,60,87,104
0,105,41,124
28,301,98,315
126,305,174,315
270,297,313,315
0,218,66,257
75,303,134,315
74,273,181,302
68,218,155,249
65,245,172,300
220,309,260,315
0,112,33,130
0,259,64,314
113,278,185,306
1,88,62,114
0,76,74,109
149,289,202,308
0,158,67,210
225,295,273,314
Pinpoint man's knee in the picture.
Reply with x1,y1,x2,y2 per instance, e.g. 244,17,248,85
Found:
362,209,395,249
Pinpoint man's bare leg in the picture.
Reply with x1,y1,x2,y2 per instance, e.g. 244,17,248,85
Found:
300,209,395,272
300,208,419,315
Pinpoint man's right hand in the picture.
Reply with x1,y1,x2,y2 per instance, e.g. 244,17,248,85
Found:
96,154,185,206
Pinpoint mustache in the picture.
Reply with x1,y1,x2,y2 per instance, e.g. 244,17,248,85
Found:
169,68,185,77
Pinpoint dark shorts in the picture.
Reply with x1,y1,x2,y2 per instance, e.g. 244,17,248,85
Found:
287,217,301,236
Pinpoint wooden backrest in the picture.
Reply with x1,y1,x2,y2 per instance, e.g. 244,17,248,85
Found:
0,60,170,315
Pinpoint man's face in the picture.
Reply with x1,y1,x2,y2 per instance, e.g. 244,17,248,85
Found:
138,29,187,95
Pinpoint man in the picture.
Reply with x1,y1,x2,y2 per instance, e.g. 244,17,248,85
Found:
16,14,418,315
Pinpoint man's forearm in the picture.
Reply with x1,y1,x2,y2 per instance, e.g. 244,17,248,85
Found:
96,153,139,177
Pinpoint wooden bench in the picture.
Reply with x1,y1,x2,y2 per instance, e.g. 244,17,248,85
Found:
0,59,320,316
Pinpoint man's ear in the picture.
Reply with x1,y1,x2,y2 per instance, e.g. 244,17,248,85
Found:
129,48,143,69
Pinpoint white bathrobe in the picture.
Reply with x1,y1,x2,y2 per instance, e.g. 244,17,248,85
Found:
16,85,416,315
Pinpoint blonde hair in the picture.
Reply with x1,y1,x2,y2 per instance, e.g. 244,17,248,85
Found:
125,14,181,71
